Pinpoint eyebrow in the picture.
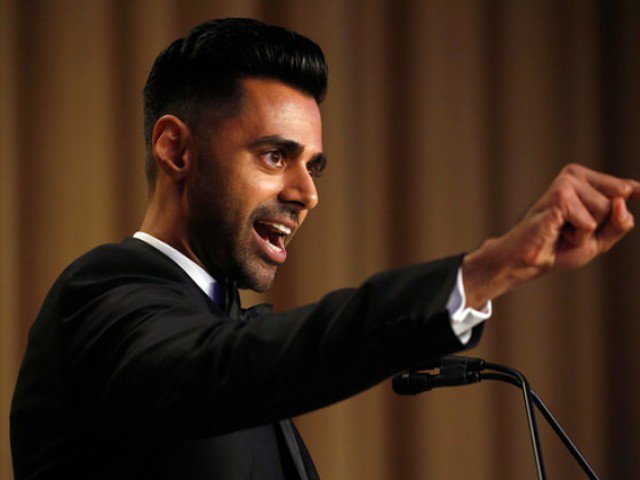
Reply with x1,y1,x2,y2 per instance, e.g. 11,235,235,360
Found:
248,135,305,156
248,135,328,172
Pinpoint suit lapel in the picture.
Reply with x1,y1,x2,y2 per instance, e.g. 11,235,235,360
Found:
228,286,315,480
239,301,314,480
127,237,316,478
278,419,311,480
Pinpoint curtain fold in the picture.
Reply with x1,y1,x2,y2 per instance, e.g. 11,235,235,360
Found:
2,1,638,478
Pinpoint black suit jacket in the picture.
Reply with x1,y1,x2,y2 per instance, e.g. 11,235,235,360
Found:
10,238,482,479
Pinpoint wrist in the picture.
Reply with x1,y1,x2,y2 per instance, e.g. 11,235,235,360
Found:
462,235,541,309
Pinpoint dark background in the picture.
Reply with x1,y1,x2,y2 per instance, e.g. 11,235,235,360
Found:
2,1,639,478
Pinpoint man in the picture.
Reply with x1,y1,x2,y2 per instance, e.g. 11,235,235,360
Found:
10,18,639,480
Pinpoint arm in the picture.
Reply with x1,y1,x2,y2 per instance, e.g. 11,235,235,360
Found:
62,253,473,437
462,163,640,308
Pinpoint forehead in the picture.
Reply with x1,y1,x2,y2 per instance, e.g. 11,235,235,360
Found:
213,78,323,151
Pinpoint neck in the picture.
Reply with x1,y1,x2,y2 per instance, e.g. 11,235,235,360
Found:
139,188,209,273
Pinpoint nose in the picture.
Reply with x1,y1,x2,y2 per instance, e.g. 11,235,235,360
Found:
279,161,319,210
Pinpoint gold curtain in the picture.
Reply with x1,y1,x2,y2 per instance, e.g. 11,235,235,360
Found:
2,1,639,478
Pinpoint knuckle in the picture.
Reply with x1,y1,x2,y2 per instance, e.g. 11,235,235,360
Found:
621,182,633,196
551,183,573,204
562,163,582,176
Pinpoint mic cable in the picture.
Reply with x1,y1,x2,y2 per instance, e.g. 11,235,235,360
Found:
392,356,599,480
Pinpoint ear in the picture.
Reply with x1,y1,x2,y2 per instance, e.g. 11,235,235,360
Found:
152,115,194,181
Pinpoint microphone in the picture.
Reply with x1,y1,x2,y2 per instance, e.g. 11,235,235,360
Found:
392,369,480,394
392,356,484,395
391,356,601,480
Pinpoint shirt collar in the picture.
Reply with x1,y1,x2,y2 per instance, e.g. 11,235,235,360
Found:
133,231,218,301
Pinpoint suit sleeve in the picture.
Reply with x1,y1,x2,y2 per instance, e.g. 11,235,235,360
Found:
61,254,482,437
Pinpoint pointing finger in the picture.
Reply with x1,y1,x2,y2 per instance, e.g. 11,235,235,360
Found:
563,164,638,199
584,171,634,199
629,179,640,200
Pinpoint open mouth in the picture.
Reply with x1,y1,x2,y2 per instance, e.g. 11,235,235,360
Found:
252,220,293,264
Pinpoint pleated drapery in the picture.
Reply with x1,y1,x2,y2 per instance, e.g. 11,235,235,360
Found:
2,1,639,479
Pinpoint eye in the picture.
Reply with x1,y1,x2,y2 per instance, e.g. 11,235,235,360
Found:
261,150,286,169
308,165,323,179
307,158,326,178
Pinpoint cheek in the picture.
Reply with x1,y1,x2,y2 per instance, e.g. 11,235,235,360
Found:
208,151,284,217
236,172,283,210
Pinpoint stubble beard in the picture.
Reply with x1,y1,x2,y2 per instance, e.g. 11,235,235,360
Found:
229,216,278,292
188,204,279,293
188,187,279,293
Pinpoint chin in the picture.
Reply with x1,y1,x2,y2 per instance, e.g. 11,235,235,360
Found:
238,275,276,293
235,262,277,293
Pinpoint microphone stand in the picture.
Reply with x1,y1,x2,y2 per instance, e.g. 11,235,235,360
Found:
483,362,546,480
480,372,599,480
392,357,600,480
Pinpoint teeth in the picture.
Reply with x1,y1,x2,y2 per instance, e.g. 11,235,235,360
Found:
261,222,291,236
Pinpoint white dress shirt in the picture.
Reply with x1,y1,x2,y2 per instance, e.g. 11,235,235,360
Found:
133,231,491,344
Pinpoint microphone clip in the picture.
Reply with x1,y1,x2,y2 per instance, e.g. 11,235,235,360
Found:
392,356,484,395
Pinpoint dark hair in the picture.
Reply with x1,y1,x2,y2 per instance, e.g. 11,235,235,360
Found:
142,18,328,187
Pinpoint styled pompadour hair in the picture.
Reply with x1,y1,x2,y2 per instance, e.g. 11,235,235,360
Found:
142,18,328,186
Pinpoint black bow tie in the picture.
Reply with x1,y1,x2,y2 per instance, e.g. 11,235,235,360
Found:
222,279,242,320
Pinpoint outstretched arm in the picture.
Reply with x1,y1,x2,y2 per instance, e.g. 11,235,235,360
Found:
462,163,640,309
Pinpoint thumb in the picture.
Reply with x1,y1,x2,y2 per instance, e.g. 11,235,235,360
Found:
520,206,564,267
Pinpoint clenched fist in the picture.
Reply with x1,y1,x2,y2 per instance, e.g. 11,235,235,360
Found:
462,164,640,309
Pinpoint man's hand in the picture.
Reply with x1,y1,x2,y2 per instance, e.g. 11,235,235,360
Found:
463,163,640,309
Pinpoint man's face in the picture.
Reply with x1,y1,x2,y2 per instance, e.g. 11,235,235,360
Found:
186,78,325,292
